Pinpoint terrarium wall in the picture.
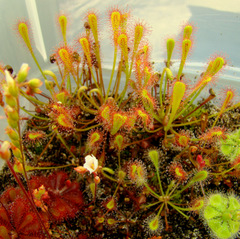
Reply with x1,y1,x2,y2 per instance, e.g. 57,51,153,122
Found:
0,0,240,174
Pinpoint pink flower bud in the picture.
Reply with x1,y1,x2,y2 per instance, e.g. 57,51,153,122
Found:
11,144,21,158
28,78,43,88
5,127,19,141
4,105,19,121
17,63,30,83
94,175,100,184
14,159,24,173
0,141,11,161
74,166,88,174
7,117,18,129
5,70,18,97
5,95,17,107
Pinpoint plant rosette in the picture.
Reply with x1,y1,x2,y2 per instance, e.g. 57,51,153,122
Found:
202,193,240,239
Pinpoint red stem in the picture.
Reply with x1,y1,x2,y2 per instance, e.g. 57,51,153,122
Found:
7,160,51,239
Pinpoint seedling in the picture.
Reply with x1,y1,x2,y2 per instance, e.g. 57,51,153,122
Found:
202,193,240,239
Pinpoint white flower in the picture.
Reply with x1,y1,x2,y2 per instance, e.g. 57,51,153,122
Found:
83,154,98,174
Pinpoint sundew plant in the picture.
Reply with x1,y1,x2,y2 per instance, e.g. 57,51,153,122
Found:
0,6,240,239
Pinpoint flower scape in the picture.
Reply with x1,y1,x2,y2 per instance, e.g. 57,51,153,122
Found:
0,6,240,239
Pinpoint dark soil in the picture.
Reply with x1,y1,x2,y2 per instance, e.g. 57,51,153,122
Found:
1,103,240,239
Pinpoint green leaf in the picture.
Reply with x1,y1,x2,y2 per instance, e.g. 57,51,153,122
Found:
204,205,221,220
209,194,227,211
208,220,231,239
228,196,240,211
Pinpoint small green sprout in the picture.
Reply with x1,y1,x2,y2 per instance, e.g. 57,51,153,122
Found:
202,193,240,239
